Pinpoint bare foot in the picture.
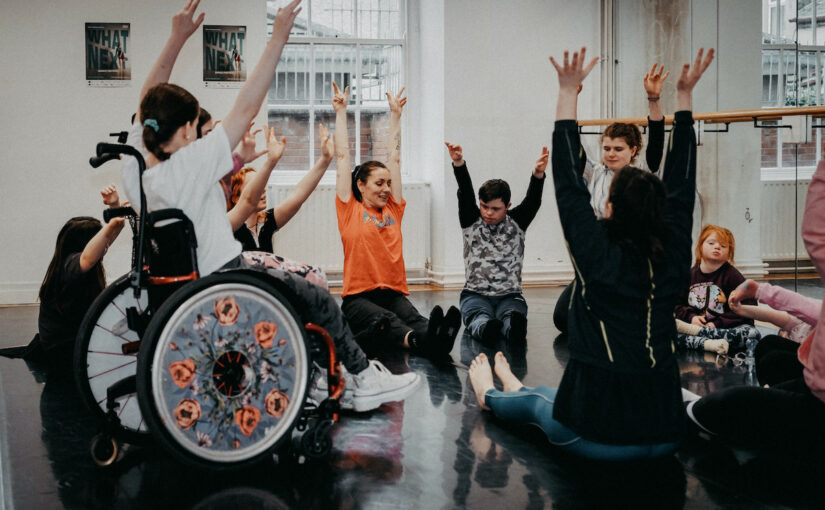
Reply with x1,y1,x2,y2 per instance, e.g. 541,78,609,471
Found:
468,353,494,410
493,351,523,392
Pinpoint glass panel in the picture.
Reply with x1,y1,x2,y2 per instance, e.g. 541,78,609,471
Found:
315,110,356,170
313,45,357,105
783,50,799,105
359,45,402,107
761,120,779,169
762,50,781,106
359,110,391,163
267,111,311,170
267,0,310,37
310,0,356,38
797,0,815,45
797,50,819,105
270,45,312,105
357,0,403,39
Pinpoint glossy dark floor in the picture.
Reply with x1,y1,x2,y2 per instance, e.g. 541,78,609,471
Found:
1,282,824,509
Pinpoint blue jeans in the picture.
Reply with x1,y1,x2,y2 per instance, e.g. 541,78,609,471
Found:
460,290,527,340
485,386,679,461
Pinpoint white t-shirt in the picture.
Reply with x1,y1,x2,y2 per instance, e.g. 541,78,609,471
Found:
121,122,241,275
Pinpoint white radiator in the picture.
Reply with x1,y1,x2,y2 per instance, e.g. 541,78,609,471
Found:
266,182,431,283
760,179,810,260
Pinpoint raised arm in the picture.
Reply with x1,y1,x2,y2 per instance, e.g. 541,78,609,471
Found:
662,49,714,253
643,63,668,172
79,218,125,272
226,127,285,231
333,82,351,201
386,88,406,202
220,0,301,149
445,142,480,228
272,123,333,228
509,147,548,231
137,0,204,120
550,48,610,277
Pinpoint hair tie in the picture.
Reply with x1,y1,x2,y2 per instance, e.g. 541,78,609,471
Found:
143,119,159,132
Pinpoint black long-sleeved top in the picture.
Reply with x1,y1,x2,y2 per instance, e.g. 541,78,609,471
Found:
453,162,544,295
550,111,696,445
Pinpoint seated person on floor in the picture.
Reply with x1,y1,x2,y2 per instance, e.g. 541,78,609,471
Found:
444,141,547,344
674,224,761,355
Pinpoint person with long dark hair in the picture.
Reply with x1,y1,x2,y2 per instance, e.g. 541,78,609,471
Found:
469,47,714,460
333,82,461,358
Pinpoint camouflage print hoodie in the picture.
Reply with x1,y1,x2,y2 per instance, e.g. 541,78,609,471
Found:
453,162,544,296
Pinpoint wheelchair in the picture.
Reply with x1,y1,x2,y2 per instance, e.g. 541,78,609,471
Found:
74,136,343,470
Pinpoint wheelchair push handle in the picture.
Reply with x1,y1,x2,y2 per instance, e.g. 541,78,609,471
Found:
89,153,121,168
103,206,137,223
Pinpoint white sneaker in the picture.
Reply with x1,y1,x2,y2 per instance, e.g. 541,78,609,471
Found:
308,362,355,410
309,360,420,412
349,360,420,412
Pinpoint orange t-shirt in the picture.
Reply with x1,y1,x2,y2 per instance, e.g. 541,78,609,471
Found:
336,194,409,297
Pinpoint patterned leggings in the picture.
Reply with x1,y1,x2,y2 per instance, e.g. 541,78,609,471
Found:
677,323,761,352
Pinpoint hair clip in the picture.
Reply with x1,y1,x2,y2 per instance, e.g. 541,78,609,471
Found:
143,119,160,132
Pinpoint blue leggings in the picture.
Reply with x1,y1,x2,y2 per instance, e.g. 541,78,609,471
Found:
485,386,679,461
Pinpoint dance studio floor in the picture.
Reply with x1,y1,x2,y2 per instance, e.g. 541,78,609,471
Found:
1,281,823,509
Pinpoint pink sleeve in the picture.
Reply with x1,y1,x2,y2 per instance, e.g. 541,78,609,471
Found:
800,160,825,403
756,282,821,325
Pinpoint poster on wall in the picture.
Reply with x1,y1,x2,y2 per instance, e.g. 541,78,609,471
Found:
203,25,246,87
85,22,131,86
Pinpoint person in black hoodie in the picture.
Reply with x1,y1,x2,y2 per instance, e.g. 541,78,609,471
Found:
468,46,714,461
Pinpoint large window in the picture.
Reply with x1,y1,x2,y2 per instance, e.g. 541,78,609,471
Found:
266,0,405,172
762,0,825,178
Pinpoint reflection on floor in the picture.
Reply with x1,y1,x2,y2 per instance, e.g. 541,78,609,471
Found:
1,282,823,509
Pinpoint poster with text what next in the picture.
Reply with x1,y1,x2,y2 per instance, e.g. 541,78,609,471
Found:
204,25,246,82
85,23,130,81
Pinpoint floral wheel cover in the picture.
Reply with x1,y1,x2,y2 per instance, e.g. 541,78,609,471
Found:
150,283,307,463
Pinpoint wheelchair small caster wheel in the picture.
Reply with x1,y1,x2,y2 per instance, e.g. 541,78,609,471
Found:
300,420,333,459
90,433,119,467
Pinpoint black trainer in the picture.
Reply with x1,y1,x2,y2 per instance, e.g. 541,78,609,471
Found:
508,311,528,343
439,306,462,354
479,319,503,345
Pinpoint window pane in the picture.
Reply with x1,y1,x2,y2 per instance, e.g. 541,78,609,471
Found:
760,120,779,168
267,0,310,37
783,50,799,106
268,110,311,170
311,0,355,38
360,110,391,163
358,0,403,39
270,45,311,105
762,50,782,106
798,50,820,105
797,0,815,45
315,110,356,170
359,45,402,107
313,45,357,105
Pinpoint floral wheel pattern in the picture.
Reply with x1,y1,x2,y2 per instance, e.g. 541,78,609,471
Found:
149,283,307,462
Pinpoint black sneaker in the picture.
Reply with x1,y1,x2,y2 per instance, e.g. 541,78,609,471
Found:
508,311,527,343
439,306,462,354
479,319,503,345
426,305,444,342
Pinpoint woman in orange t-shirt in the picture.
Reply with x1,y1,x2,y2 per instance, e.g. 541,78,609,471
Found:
332,83,460,358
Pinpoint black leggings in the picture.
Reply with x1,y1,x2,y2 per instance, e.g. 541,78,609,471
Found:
689,335,825,452
341,288,428,348
755,334,803,386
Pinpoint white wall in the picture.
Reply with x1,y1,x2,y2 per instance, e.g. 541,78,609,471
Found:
0,0,267,304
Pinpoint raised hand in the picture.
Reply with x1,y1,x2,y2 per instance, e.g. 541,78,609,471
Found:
266,127,286,162
549,47,599,91
237,122,267,163
319,123,333,161
677,48,714,94
171,0,206,40
444,142,463,165
332,82,349,113
271,0,302,43
729,279,758,309
100,184,120,207
386,87,407,116
644,63,669,97
534,146,549,177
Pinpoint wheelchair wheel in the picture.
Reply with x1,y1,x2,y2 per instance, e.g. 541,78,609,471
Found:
75,274,150,444
136,272,309,470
